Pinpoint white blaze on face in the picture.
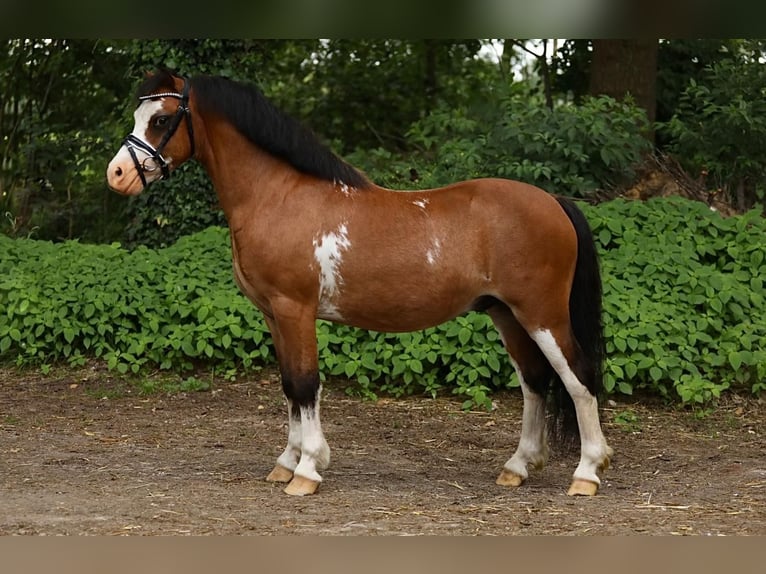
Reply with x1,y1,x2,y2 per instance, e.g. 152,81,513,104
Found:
107,99,167,193
132,99,173,166
413,198,429,209
134,99,164,141
313,222,351,320
120,99,165,163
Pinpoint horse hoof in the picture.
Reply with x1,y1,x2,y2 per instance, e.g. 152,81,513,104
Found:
496,468,525,487
567,479,599,496
284,475,321,496
266,464,294,483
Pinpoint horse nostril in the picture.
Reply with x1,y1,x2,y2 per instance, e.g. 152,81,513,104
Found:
115,166,123,177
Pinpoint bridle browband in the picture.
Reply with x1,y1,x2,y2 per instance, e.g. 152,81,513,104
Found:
123,76,195,189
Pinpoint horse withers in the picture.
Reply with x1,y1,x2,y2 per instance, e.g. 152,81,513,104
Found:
107,69,613,497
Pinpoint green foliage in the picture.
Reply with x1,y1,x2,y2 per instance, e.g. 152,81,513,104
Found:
612,409,641,432
350,90,651,197
316,312,514,410
2,197,765,409
661,53,766,209
0,39,130,243
122,163,227,249
584,198,766,404
655,39,744,128
290,39,492,153
0,228,273,375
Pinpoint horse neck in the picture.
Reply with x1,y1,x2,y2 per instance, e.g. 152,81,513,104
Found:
193,113,307,224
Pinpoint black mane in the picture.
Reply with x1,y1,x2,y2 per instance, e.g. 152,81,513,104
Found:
137,69,369,188
137,70,370,188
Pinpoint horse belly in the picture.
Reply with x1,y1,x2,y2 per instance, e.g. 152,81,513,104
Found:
319,274,479,332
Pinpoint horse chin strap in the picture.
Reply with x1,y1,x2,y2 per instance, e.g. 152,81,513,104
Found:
123,76,195,189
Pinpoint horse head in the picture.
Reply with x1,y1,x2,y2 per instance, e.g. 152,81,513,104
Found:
107,69,195,195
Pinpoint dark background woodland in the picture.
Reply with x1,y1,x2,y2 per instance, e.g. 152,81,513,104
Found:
3,39,766,247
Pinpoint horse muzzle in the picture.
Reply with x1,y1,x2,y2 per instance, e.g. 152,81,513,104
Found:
106,147,152,196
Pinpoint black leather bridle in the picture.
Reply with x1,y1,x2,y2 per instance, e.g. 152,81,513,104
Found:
123,77,195,188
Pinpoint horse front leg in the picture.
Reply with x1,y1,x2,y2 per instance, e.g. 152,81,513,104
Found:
263,303,330,496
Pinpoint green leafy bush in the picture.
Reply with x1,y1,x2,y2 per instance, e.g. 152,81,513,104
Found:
0,228,271,374
350,91,651,197
122,163,227,249
661,58,766,209
2,197,765,408
584,198,766,403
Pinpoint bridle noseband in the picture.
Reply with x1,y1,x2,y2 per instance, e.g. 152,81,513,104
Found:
123,77,195,188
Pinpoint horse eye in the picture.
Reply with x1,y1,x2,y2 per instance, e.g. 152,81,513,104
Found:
154,115,170,128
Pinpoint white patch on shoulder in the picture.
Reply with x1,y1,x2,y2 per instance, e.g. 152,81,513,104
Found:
313,222,351,320
413,198,429,209
426,237,441,265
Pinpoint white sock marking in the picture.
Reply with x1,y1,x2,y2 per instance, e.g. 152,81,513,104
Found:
292,398,330,482
275,399,302,471
503,371,548,479
531,328,610,484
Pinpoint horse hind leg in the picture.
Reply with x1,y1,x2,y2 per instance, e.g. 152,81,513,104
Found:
488,304,554,488
529,324,613,496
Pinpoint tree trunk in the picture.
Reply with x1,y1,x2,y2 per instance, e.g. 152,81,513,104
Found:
589,39,658,137
499,39,513,77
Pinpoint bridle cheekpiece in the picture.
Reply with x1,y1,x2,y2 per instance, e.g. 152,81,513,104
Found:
123,76,195,188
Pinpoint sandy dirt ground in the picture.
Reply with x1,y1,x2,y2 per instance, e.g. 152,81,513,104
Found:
1,364,764,535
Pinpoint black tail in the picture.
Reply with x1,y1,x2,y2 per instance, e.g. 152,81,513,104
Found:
550,197,605,444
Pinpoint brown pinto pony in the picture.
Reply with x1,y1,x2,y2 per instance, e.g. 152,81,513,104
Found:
107,69,612,497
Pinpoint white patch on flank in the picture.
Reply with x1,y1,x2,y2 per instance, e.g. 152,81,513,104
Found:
426,237,441,265
313,222,351,320
413,198,429,209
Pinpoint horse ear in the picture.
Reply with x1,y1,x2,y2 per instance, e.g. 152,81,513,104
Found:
157,65,177,77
